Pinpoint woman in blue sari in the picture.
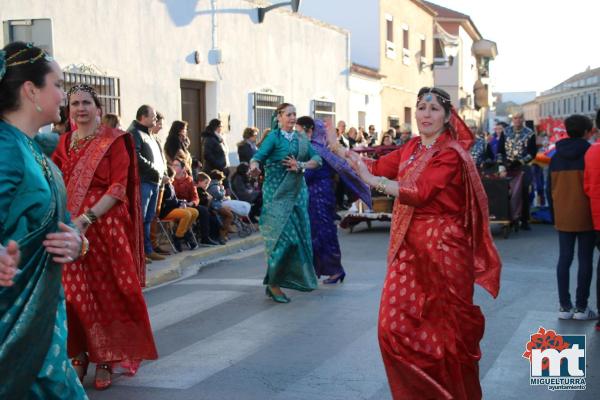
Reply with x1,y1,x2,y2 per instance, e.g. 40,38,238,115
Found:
248,103,322,303
0,42,88,399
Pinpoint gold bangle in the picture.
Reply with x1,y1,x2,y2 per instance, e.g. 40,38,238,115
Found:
375,177,389,194
79,234,89,258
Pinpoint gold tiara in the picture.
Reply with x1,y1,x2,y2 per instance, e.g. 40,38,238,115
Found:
6,49,46,67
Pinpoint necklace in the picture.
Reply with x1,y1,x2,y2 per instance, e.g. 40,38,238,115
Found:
26,137,52,180
408,136,439,164
70,127,98,152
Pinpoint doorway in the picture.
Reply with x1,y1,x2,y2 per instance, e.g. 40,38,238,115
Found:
180,80,206,160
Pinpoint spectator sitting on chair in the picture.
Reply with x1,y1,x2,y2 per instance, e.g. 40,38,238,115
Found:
159,166,199,252
172,158,220,246
207,170,236,241
231,162,262,223
195,172,226,244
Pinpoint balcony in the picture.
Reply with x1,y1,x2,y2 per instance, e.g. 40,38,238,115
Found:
472,39,498,59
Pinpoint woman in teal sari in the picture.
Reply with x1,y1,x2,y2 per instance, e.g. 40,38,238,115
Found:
249,103,322,303
0,42,88,399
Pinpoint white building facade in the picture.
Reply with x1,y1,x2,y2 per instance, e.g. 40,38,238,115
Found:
348,64,384,132
536,67,600,121
300,0,436,133
1,0,351,162
425,2,497,131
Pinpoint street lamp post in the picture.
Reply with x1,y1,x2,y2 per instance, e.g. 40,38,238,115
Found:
257,0,300,23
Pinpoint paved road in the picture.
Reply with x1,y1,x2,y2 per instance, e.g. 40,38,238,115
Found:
88,223,599,400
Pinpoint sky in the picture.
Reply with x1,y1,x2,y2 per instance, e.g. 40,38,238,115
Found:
428,0,600,94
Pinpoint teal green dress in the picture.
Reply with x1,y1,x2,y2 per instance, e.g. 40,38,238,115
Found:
251,129,322,291
0,121,87,399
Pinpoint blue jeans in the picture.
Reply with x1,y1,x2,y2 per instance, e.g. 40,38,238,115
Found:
140,182,160,255
556,230,595,310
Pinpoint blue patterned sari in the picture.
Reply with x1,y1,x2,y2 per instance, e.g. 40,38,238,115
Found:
251,128,321,291
0,121,87,399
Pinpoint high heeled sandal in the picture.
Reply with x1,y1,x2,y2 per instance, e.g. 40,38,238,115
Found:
71,356,89,383
265,286,290,303
94,363,112,391
323,272,346,284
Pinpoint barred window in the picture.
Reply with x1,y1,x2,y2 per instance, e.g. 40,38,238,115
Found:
253,92,284,135
312,100,336,125
63,71,121,116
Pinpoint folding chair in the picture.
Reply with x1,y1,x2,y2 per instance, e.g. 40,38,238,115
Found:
154,187,178,253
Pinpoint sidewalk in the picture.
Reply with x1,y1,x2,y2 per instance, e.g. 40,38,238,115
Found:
143,233,263,288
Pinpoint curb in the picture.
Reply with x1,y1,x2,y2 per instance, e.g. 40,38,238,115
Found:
144,234,263,288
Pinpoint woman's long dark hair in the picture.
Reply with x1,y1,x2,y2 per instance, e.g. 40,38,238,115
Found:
164,120,188,160
204,118,221,135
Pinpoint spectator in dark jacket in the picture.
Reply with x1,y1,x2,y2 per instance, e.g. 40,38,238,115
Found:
201,119,227,173
549,114,595,321
485,123,507,163
583,109,600,331
207,169,235,240
195,172,225,244
127,104,168,262
231,162,262,222
237,127,258,163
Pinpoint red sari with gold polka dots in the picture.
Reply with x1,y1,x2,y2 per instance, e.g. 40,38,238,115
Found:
368,131,501,400
53,127,157,366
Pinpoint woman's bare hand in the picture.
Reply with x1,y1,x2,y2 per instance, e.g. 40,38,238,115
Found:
0,241,20,286
43,222,82,264
282,155,299,172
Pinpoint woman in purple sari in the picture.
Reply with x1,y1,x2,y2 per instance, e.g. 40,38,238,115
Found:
296,117,371,284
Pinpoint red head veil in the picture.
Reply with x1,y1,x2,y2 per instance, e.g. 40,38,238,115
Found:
448,107,475,151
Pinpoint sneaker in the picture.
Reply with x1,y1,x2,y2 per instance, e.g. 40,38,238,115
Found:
558,307,574,320
573,307,598,321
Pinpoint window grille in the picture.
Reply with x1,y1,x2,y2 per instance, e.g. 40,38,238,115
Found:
63,71,121,116
253,92,284,134
312,100,336,125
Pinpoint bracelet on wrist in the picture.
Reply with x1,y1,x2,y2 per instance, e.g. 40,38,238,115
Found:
297,161,306,174
80,213,92,226
375,176,389,194
85,209,98,224
79,234,89,258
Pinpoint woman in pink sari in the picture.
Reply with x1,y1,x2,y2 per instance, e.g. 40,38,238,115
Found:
328,87,501,399
53,85,157,390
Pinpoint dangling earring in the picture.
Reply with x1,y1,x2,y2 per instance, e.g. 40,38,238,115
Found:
35,104,43,113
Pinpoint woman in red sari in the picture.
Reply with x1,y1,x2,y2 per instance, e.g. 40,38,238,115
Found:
328,87,501,399
53,85,157,390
